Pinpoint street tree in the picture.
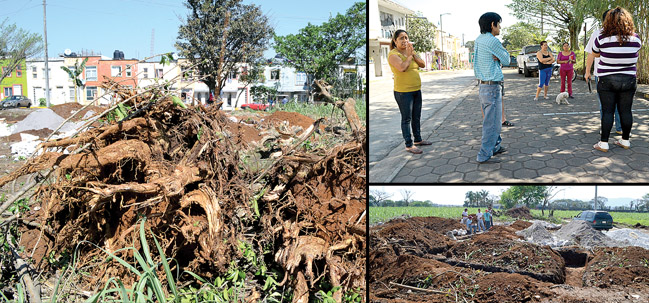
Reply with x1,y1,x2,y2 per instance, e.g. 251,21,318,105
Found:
406,14,436,54
0,19,43,84
578,0,649,84
400,189,414,207
507,0,585,52
539,186,563,216
60,58,88,104
274,2,365,97
465,41,475,53
502,22,546,52
176,0,273,106
370,188,392,207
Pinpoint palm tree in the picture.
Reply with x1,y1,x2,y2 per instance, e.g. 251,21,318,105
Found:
61,57,88,103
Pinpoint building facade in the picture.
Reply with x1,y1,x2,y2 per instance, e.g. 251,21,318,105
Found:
1,59,29,100
369,0,414,78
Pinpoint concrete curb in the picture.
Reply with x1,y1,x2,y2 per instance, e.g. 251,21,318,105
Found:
369,83,477,183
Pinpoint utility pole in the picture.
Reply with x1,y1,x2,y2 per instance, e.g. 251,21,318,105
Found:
440,13,450,69
541,0,544,35
594,186,598,210
43,0,50,107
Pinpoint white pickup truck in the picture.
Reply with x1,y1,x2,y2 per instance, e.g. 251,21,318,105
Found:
517,45,543,77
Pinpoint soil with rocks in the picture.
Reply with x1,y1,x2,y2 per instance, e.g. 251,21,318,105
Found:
370,216,649,303
509,219,533,230
1,83,366,302
506,206,533,220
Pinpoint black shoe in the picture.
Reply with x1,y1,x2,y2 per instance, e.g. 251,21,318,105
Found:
494,147,507,155
568,96,575,99
478,158,501,164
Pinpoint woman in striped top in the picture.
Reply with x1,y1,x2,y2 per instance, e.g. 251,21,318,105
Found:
585,7,642,152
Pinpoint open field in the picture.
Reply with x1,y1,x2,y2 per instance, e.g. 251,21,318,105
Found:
370,206,649,226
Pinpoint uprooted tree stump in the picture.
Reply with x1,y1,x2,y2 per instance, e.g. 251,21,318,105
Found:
1,80,366,302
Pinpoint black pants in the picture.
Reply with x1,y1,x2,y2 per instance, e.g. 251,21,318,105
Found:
394,90,422,147
597,74,636,141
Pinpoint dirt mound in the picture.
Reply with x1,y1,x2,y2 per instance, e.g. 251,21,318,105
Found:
555,220,621,249
263,111,321,135
50,103,104,121
510,219,533,230
3,128,54,142
375,221,453,256
372,254,456,285
506,207,533,220
388,216,465,234
473,272,553,303
447,231,566,283
516,222,554,244
2,82,366,301
583,246,649,288
484,225,523,240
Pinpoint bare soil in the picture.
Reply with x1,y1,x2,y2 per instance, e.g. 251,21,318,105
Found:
370,216,649,303
506,206,534,220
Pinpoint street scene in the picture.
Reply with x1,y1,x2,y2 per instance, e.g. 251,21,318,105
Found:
369,0,649,183
371,69,649,182
0,1,365,302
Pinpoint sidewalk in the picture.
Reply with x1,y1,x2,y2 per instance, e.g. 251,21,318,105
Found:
372,69,649,183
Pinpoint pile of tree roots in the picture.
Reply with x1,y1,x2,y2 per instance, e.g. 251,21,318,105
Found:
0,82,366,302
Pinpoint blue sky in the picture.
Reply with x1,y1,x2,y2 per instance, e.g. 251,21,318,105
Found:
3,0,359,60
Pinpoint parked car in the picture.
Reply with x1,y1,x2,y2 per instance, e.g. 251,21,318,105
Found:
1,95,31,108
517,45,556,77
240,103,270,111
573,210,613,231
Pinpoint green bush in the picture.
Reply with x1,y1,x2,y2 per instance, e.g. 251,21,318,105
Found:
38,98,47,107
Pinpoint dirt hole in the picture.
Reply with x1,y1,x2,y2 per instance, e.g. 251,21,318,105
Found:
557,247,590,267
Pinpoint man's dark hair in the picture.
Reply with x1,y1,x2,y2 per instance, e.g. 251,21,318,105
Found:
540,41,547,46
479,12,502,34
602,9,611,22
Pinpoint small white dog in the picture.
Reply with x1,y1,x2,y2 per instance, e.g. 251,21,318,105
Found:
555,92,570,105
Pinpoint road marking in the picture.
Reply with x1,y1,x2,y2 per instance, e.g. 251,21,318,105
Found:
543,109,649,116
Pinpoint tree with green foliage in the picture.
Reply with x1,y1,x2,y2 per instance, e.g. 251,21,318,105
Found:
249,84,277,105
61,58,88,104
502,22,546,52
0,19,43,84
465,41,475,53
176,0,273,105
507,0,585,52
577,0,649,83
406,14,436,54
500,186,546,209
273,2,365,96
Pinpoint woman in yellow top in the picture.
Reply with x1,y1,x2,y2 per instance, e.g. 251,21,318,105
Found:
388,29,428,154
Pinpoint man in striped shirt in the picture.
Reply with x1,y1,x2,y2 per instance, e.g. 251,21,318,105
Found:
585,6,642,152
473,12,510,163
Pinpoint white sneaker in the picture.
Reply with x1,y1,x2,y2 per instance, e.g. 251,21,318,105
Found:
594,141,609,152
543,96,549,100
534,97,538,101
614,139,630,149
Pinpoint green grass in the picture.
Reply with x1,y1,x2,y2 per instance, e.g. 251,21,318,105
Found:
370,206,649,226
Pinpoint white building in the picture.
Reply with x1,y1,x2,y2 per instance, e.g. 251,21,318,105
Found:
25,58,71,105
369,0,414,78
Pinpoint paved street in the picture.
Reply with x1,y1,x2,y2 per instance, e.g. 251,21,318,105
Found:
370,68,649,183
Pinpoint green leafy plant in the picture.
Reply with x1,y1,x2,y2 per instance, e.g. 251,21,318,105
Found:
61,58,88,104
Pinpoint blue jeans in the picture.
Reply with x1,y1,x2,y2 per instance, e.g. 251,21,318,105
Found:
595,76,621,133
394,90,423,148
477,84,502,162
485,220,491,230
539,67,552,87
477,220,485,232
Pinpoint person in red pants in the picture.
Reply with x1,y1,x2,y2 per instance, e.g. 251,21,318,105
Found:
557,42,576,98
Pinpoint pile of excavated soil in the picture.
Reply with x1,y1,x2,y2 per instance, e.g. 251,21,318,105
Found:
388,216,465,235
509,219,533,230
50,103,104,121
555,220,621,249
485,225,523,240
517,222,555,245
472,272,554,303
506,206,533,220
374,221,453,256
583,246,649,288
446,231,566,283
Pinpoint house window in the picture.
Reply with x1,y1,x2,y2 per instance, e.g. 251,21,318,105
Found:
111,66,122,77
125,65,132,77
16,66,21,77
295,72,307,86
32,66,37,79
143,67,148,78
228,70,238,80
69,87,75,102
3,67,10,77
86,86,97,100
4,87,12,97
86,66,97,81
155,68,163,79
270,69,280,80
